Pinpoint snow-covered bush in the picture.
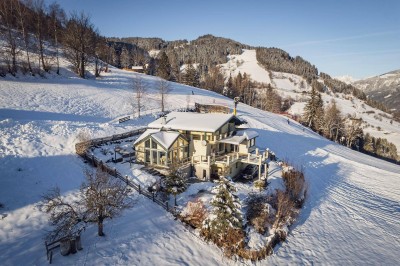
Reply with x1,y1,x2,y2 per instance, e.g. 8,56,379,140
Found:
180,198,207,228
282,166,306,207
245,194,274,234
254,179,266,191
271,190,295,237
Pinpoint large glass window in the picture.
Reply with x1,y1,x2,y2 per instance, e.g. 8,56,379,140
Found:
145,150,150,162
159,151,166,165
145,139,150,148
151,141,157,149
152,151,157,164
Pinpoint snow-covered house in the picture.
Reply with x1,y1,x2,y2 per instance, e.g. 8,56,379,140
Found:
134,112,266,180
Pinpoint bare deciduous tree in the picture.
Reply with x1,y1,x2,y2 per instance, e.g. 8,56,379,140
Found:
63,11,95,78
31,0,49,72
48,2,65,75
272,190,294,230
81,167,134,236
15,0,33,75
344,116,363,148
323,99,344,141
40,187,83,241
0,0,19,75
158,79,171,112
131,77,147,117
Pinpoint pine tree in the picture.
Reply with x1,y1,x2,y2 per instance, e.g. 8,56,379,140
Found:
225,74,234,98
303,87,324,132
183,60,199,87
165,167,187,206
202,177,243,247
157,51,171,80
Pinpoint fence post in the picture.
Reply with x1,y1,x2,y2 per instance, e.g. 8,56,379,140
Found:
115,168,117,176
125,175,129,184
45,241,49,260
152,193,155,202
139,185,141,194
166,201,169,211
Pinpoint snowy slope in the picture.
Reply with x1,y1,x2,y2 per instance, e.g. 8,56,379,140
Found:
219,49,311,93
220,49,400,153
1,66,400,265
289,91,400,154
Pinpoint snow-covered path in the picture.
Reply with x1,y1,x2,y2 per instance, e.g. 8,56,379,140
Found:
0,68,399,265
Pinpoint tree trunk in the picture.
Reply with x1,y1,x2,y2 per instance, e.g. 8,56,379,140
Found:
98,218,104,236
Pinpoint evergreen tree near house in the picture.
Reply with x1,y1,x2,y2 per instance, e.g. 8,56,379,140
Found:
183,60,199,87
165,166,187,206
225,74,234,98
303,87,324,132
202,177,244,252
157,51,171,80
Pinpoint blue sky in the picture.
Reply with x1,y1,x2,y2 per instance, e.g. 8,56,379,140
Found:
48,0,400,79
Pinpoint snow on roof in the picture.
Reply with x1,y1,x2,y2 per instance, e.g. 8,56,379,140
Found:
134,129,160,145
151,131,181,149
134,129,181,150
237,129,259,139
148,112,234,133
218,129,259,145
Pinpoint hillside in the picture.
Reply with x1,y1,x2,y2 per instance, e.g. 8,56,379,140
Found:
218,49,400,156
354,69,400,112
1,62,400,265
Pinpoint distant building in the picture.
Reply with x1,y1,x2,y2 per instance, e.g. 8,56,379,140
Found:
134,112,267,180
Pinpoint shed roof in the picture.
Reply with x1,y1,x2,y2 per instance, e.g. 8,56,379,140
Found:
218,129,259,145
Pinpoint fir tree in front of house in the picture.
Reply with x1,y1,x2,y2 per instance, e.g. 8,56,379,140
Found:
201,177,244,254
165,168,187,206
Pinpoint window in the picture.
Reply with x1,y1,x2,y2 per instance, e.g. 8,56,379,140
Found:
193,135,200,140
145,139,150,148
250,138,255,147
159,151,166,164
152,150,157,164
151,140,157,149
145,150,150,162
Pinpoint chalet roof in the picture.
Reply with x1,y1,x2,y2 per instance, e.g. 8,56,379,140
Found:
134,129,181,150
218,129,259,145
148,112,234,133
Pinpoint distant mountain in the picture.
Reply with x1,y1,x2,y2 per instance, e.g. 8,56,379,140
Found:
354,70,400,111
335,75,357,84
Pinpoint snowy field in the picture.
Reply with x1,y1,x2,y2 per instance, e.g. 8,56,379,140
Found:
1,66,400,265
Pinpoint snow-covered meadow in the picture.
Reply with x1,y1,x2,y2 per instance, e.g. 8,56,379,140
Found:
1,65,400,265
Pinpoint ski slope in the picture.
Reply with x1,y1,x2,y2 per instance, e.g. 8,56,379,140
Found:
0,67,399,265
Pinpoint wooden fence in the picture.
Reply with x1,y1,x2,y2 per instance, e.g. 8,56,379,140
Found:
75,128,177,216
